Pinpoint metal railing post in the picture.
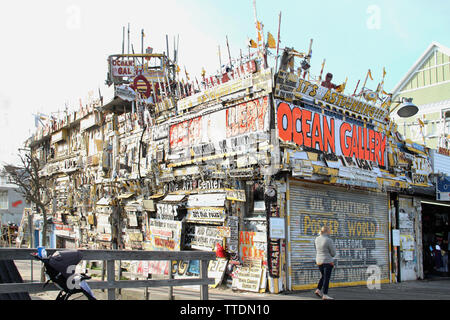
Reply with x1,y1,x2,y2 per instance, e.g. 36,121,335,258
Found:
200,259,209,300
106,260,115,300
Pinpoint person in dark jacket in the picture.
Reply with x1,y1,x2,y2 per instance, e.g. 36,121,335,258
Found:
314,226,336,300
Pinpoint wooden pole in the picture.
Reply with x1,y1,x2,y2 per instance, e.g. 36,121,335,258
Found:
200,259,209,300
127,23,130,55
107,260,115,300
168,260,174,300
218,45,222,74
275,11,282,72
122,26,125,54
226,36,232,68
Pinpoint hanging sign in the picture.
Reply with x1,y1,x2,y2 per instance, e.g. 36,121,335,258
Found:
186,207,226,224
276,99,387,167
437,175,450,201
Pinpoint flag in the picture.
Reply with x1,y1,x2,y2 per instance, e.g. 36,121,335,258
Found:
368,69,373,81
418,118,424,127
267,32,276,49
256,21,262,31
335,77,348,93
176,65,180,73
201,67,206,77
249,39,257,48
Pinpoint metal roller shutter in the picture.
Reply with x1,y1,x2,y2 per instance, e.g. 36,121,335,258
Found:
288,180,390,290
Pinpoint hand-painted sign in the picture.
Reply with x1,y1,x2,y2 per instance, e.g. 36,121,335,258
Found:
170,96,269,150
275,71,388,122
186,207,226,224
239,231,267,262
276,99,387,167
233,265,263,292
208,258,228,288
187,225,223,251
148,219,182,251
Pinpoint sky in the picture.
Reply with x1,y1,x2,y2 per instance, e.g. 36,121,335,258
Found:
0,0,449,165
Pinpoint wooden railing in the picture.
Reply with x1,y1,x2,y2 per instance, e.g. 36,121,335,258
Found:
0,248,216,300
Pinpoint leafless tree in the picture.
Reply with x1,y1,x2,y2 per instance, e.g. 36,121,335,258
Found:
4,151,53,247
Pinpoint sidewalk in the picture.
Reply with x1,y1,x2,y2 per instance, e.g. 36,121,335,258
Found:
29,279,450,300
14,260,450,300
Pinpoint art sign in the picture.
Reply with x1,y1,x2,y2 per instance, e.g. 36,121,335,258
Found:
276,99,387,167
239,231,266,262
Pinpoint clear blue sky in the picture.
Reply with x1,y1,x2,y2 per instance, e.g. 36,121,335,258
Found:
0,0,448,164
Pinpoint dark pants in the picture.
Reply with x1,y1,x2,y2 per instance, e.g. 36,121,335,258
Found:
317,263,333,295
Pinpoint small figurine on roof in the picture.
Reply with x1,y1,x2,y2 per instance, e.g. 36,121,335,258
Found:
321,73,338,90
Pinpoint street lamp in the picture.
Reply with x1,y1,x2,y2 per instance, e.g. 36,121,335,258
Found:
390,97,419,118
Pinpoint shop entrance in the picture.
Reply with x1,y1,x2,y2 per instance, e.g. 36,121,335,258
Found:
421,201,450,278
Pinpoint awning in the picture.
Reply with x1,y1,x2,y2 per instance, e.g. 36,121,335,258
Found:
187,193,226,207
149,193,165,199
97,197,112,206
160,194,187,203
118,192,135,199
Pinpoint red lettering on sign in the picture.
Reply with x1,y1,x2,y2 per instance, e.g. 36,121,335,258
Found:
323,117,335,153
340,122,352,157
277,102,292,142
311,113,323,151
369,129,375,162
302,109,312,148
351,125,359,158
292,107,303,146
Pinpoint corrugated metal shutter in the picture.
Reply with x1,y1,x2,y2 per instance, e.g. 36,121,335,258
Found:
288,180,389,290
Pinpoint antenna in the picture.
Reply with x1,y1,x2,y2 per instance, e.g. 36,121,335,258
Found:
226,36,232,69
122,26,125,54
127,23,130,55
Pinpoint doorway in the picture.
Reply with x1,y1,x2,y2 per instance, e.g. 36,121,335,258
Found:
421,201,450,278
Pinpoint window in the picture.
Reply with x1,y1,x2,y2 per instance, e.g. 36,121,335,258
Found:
0,191,8,209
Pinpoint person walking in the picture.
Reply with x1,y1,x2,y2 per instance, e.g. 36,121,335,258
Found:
314,226,336,300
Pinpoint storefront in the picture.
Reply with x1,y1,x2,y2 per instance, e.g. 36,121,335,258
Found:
421,199,450,277
286,180,390,290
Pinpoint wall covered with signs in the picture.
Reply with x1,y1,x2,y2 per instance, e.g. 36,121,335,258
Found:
287,180,389,290
398,196,422,281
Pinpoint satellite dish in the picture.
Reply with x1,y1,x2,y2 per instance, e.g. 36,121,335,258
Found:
397,101,419,118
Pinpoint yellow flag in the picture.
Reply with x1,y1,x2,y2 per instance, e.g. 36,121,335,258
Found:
249,39,257,48
201,67,206,77
335,78,347,93
267,32,276,49
256,21,262,31
418,118,424,127
368,69,373,81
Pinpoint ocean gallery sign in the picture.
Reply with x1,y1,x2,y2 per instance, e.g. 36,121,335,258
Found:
276,100,387,167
